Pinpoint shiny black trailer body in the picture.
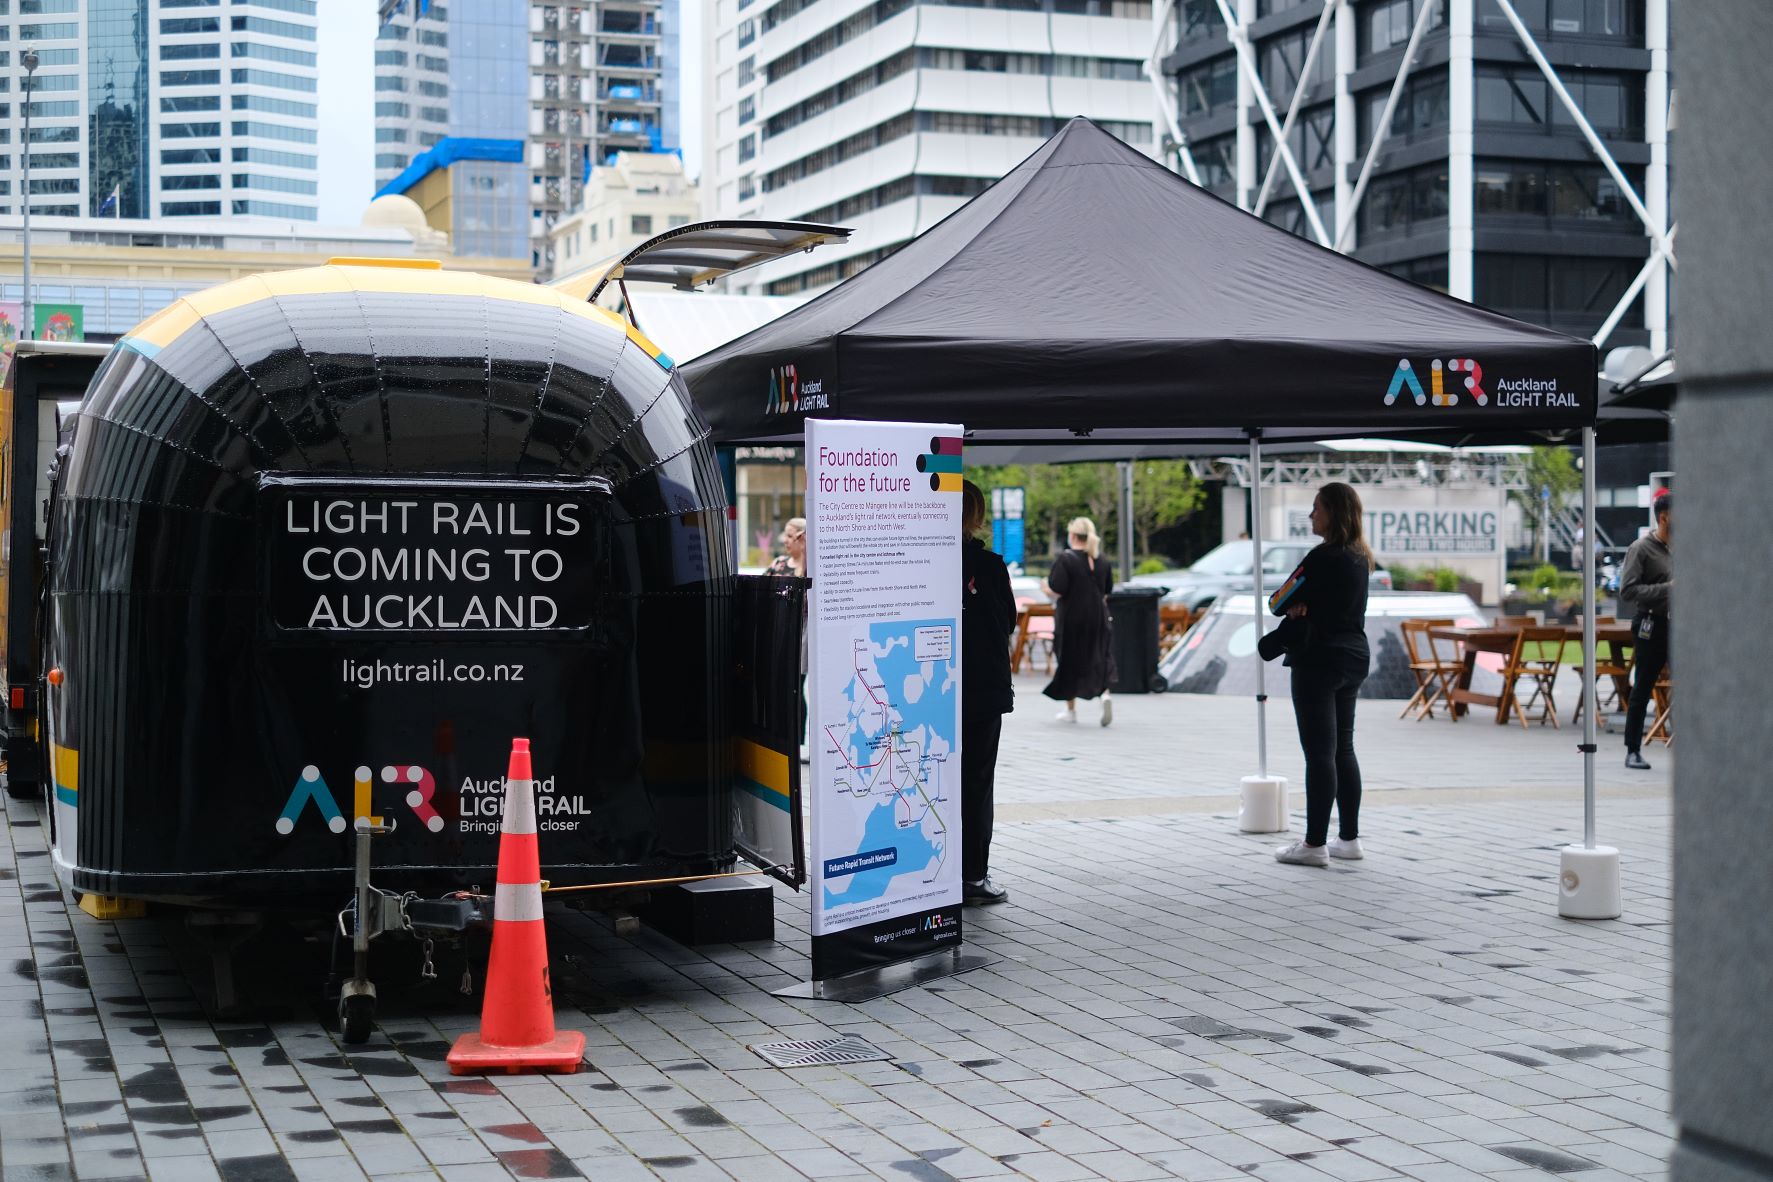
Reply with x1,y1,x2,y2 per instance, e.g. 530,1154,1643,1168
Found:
44,262,734,907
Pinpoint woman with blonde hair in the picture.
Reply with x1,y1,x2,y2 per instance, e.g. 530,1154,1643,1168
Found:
1042,516,1115,725
1271,481,1373,868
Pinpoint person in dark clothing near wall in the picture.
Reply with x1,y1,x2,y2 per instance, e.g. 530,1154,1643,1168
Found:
961,481,1017,905
1272,482,1373,868
1621,493,1672,770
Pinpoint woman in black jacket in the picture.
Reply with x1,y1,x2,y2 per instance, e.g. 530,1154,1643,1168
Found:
961,482,1017,904
1273,482,1373,868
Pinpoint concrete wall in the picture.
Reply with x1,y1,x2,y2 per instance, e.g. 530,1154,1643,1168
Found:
1670,4,1773,1180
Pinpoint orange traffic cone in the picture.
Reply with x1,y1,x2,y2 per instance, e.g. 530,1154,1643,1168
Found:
448,738,587,1075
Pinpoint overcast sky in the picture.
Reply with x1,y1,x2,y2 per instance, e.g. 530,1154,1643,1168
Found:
314,1,703,226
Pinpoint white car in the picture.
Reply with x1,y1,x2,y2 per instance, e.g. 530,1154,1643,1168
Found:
1126,541,1392,611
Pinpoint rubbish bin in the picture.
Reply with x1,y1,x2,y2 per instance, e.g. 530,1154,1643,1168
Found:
1107,585,1167,694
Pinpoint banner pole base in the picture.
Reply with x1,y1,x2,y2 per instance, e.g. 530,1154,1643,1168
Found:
1238,775,1289,833
774,949,996,1003
1557,844,1622,920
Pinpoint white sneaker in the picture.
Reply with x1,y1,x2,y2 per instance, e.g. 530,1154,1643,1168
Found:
1274,841,1329,867
1099,696,1113,727
1055,708,1077,724
1328,837,1363,860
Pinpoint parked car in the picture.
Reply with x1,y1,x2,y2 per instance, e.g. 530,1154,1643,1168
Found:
1126,540,1391,611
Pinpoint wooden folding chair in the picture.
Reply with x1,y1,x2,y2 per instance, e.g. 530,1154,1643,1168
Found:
1502,626,1565,729
1646,672,1673,746
1398,618,1458,720
1159,604,1195,658
1571,619,1631,725
1009,607,1032,673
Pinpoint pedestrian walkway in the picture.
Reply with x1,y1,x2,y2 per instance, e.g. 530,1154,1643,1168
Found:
0,688,1672,1182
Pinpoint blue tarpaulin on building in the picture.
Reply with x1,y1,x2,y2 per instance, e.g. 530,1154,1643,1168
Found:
374,137,525,199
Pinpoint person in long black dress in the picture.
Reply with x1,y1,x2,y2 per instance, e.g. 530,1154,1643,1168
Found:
1042,517,1115,726
960,482,1016,905
1272,482,1372,867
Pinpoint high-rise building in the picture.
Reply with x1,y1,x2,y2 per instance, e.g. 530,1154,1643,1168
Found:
373,0,533,262
529,0,671,274
1155,0,1670,354
700,0,1157,296
375,0,674,275
1,0,321,222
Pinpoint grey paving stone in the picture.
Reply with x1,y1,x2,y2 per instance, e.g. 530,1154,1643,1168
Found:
2,692,1677,1182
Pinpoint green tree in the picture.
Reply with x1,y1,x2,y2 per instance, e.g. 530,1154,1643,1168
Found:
1509,446,1581,558
1130,460,1205,557
968,460,1204,563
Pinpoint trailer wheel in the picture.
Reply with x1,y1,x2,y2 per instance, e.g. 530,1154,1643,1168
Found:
339,993,375,1045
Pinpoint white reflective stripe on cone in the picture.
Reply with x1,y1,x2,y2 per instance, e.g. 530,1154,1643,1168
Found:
501,777,537,835
493,881,545,922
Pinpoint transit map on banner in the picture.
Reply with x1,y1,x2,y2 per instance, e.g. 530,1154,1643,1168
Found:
805,419,964,981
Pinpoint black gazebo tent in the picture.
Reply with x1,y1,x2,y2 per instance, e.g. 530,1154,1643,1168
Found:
685,119,1616,912
686,118,1596,448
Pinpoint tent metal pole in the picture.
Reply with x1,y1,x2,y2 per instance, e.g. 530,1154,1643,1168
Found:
1249,431,1268,777
1582,426,1597,849
1118,460,1134,584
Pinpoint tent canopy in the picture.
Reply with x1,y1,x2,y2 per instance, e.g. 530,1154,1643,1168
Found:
685,118,1597,448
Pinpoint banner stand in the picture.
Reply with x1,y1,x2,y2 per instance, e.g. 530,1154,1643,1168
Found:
789,418,975,1000
773,947,996,1003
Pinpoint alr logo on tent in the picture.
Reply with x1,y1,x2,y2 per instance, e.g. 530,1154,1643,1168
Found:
764,363,799,415
764,364,829,415
1384,358,1487,407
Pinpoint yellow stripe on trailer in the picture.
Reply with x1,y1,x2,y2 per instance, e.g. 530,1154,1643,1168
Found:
51,743,78,808
734,740,790,815
117,260,676,368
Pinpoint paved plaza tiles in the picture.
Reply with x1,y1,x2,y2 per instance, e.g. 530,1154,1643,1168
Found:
0,682,1673,1182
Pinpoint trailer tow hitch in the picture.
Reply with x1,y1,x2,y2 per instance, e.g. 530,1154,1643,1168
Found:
333,824,490,1045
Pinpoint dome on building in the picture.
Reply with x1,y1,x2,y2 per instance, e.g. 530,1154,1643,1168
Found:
361,193,427,232
361,193,450,252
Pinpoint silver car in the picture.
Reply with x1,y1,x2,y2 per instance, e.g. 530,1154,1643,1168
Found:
1126,540,1391,611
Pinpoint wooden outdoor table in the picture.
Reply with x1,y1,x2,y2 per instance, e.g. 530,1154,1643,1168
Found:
1428,623,1635,724
1011,602,1054,674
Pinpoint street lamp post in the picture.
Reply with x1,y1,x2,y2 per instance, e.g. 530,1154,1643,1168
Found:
20,46,39,344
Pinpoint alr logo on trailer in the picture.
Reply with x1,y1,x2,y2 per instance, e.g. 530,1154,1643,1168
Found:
1384,358,1487,407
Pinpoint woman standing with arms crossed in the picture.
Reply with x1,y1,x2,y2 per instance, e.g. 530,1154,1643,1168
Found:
1043,517,1115,726
1273,483,1372,867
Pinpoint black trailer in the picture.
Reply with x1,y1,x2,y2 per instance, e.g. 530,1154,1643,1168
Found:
2,341,112,801
41,261,758,944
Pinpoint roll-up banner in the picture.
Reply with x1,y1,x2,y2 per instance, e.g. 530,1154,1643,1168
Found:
805,419,964,981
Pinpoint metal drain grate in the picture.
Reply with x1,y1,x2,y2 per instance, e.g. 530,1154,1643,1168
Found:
750,1035,890,1069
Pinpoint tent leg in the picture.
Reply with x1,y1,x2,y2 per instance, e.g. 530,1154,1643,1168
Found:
1559,425,1620,919
1117,461,1134,584
1238,430,1288,835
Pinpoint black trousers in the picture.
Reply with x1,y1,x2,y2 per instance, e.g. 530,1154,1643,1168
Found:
961,711,1003,883
1291,665,1364,847
1624,623,1670,753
